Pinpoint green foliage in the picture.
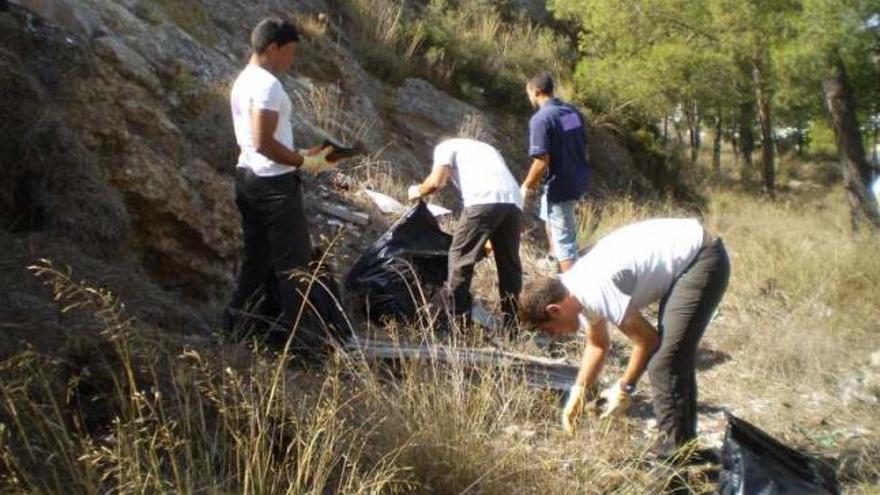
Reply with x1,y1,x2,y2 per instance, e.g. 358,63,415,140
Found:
552,0,878,161
807,119,838,156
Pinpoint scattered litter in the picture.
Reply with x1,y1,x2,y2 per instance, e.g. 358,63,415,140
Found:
363,189,453,218
471,303,499,332
363,189,407,215
426,203,452,217
316,201,370,226
718,414,840,495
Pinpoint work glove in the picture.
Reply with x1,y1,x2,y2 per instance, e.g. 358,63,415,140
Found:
519,183,534,203
299,146,336,175
407,185,422,201
599,381,632,419
561,383,586,435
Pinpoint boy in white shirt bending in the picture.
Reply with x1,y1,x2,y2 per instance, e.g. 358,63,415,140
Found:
520,218,730,460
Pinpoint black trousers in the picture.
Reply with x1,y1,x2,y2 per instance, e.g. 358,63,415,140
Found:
446,203,522,327
224,168,312,335
648,238,730,448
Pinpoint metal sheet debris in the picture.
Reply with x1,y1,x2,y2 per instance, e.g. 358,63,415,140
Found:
344,337,579,391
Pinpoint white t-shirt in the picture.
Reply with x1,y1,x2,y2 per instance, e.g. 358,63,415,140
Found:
432,138,523,209
230,64,296,176
560,218,706,326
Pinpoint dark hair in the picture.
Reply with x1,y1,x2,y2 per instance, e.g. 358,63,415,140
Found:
519,276,569,327
527,72,554,95
251,18,300,53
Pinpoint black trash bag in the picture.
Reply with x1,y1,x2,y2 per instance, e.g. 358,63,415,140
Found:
289,251,354,353
718,414,840,495
229,248,353,357
346,201,452,323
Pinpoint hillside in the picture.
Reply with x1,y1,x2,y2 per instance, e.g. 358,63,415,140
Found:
0,0,878,494
1,0,666,350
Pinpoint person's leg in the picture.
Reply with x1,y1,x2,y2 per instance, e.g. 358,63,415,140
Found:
488,205,522,330
260,174,314,334
648,240,730,450
547,200,579,272
447,204,495,318
224,171,272,335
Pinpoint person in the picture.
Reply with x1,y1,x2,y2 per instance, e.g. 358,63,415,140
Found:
223,18,340,343
519,218,730,460
408,136,523,330
520,72,591,273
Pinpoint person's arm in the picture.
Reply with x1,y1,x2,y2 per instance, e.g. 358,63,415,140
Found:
522,155,549,190
574,317,610,388
251,109,305,167
416,164,451,197
616,307,661,386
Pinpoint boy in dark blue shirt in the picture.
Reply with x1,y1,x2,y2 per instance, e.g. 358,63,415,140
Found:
520,72,591,272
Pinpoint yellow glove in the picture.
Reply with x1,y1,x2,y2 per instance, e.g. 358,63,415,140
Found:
599,381,632,419
407,185,422,201
299,146,336,175
561,384,586,434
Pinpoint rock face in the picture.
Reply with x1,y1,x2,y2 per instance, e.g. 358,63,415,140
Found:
10,0,103,38
0,0,654,346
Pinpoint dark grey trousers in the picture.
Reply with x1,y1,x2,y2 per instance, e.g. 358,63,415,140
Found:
447,203,522,327
648,238,730,448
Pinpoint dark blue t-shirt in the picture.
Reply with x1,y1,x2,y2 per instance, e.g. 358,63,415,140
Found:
528,98,590,203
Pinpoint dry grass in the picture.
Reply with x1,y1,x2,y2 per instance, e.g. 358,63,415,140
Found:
336,0,571,107
1,180,879,493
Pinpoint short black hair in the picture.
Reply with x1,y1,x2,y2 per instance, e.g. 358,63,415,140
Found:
519,276,569,328
251,18,300,54
527,72,554,95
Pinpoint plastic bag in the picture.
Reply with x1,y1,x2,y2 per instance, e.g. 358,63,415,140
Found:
346,201,452,323
718,414,840,495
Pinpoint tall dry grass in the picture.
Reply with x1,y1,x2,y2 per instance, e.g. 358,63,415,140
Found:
0,259,695,494
2,183,878,493
336,0,571,107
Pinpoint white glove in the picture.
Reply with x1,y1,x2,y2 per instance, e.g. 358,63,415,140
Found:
299,147,336,175
599,381,632,419
407,185,423,201
561,383,586,434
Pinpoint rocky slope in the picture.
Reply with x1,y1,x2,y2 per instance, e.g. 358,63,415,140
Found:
0,0,664,352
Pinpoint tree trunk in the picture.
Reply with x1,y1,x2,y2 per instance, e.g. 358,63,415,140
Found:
738,100,755,183
662,115,669,143
753,56,776,194
713,112,723,175
689,102,701,163
872,120,878,166
822,54,880,230
796,126,805,157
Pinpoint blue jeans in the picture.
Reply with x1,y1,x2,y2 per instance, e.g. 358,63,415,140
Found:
539,193,579,263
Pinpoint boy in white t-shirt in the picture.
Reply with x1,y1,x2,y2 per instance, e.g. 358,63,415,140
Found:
408,137,523,331
223,18,340,348
520,218,730,461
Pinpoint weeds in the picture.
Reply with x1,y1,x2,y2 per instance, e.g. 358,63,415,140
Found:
336,0,572,109
2,184,878,493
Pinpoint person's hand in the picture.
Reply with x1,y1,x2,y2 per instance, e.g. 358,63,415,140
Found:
599,381,632,419
520,183,534,203
407,185,422,201
299,146,337,174
561,384,586,434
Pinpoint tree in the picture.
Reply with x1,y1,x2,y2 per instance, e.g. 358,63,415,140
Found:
796,0,880,228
